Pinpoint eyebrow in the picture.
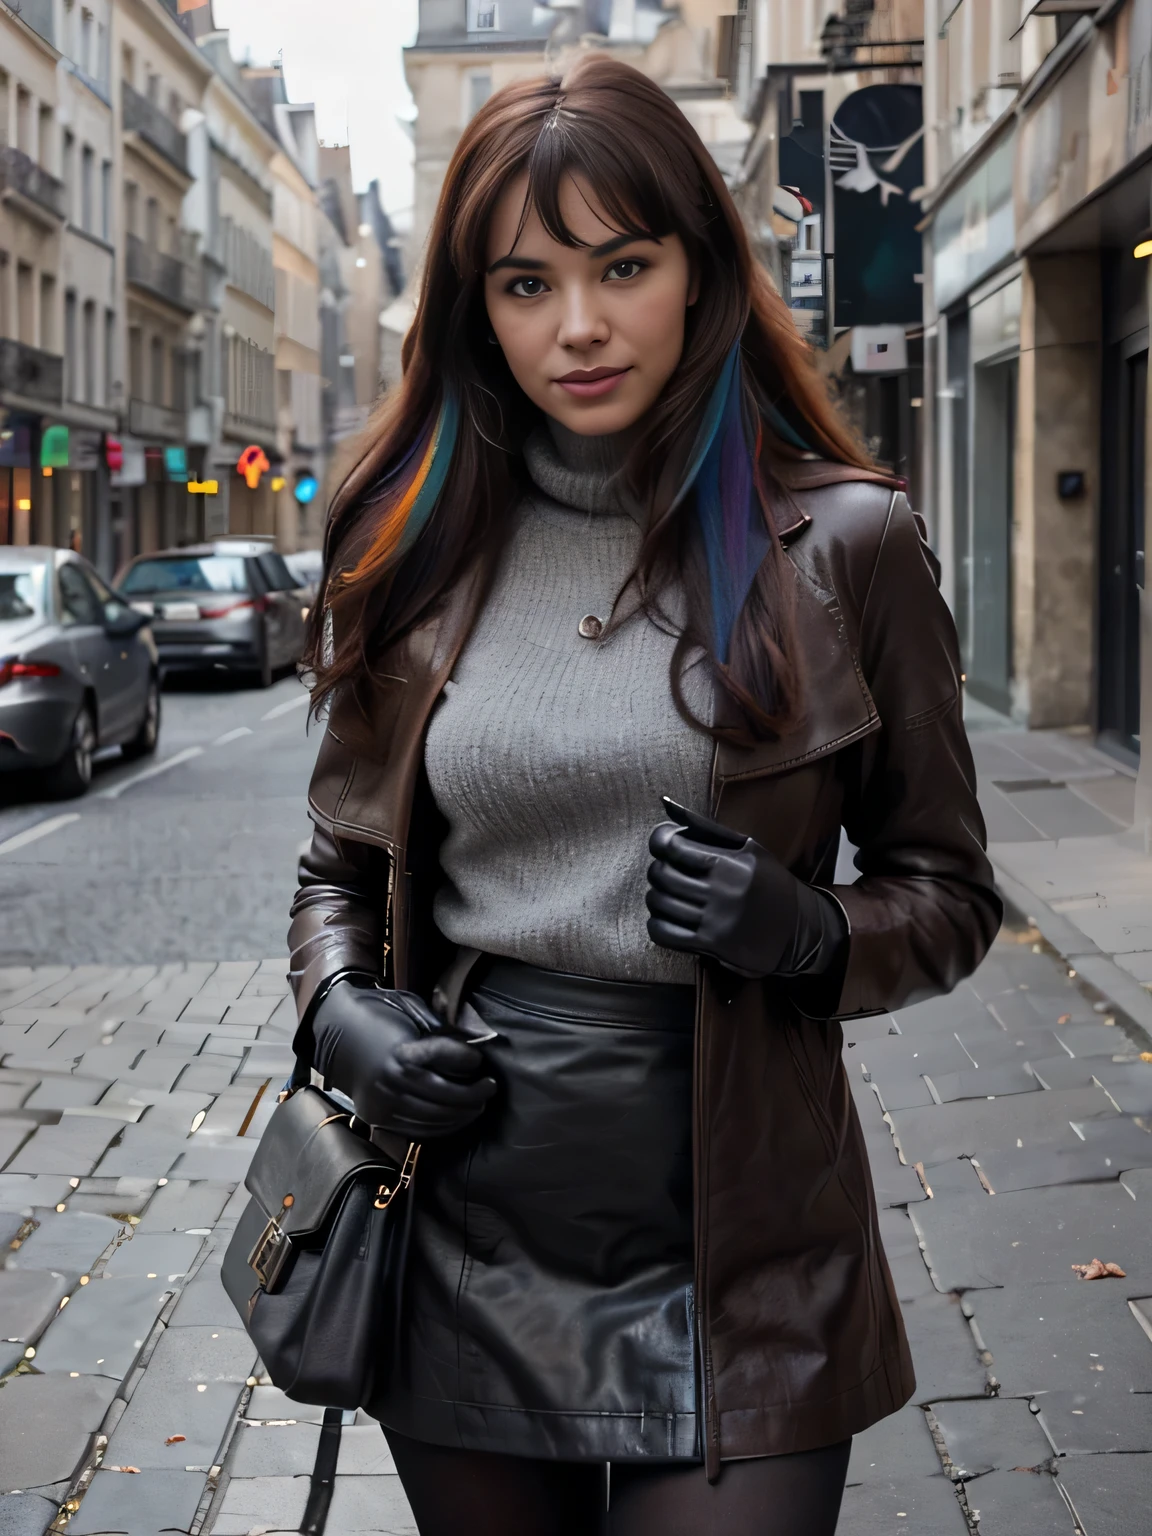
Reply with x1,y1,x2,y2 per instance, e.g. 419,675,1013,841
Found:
486,231,660,275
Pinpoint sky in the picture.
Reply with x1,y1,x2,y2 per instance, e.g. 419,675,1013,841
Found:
211,0,419,219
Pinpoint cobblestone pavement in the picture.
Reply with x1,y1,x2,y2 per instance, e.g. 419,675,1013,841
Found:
1,924,1150,1534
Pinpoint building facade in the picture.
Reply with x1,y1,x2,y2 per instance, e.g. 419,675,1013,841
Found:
0,0,66,549
404,1,748,279
917,0,1152,821
111,0,209,567
1,0,391,571
242,66,324,553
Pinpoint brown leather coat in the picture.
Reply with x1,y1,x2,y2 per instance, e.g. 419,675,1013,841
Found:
288,468,1001,1475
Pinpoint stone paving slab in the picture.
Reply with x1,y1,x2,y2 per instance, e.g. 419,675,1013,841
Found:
209,1476,310,1536
4,934,1151,1535
1034,1387,1152,1454
31,1276,172,1377
1057,1453,1152,1536
0,1372,120,1492
68,1468,206,1536
910,1184,1152,1292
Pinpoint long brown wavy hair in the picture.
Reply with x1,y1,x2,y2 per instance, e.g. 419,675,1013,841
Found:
307,54,870,743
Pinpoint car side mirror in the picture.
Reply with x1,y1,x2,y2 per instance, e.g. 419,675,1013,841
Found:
104,605,148,638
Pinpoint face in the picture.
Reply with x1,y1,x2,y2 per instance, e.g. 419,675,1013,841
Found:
484,171,697,436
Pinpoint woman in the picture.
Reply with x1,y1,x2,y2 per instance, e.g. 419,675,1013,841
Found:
288,56,1000,1536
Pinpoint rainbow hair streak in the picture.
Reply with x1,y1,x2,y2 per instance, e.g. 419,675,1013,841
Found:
342,394,460,584
673,340,808,662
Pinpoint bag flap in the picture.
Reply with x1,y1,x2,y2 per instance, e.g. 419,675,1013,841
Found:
244,1085,401,1239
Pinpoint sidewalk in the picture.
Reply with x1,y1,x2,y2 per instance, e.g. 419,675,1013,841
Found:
2,902,1151,1532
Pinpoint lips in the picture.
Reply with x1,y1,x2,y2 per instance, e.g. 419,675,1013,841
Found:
554,365,632,399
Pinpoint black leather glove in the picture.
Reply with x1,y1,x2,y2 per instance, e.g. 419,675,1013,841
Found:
646,800,848,980
306,975,497,1138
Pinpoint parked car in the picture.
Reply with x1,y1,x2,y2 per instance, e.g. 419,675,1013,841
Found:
0,546,160,798
283,547,324,605
116,541,309,687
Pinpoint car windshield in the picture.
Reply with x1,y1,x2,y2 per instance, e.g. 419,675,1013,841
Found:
0,565,46,624
120,556,249,595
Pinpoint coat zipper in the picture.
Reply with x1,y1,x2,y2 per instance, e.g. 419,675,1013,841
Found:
697,741,721,1481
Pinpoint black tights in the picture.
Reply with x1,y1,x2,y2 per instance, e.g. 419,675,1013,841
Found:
384,1430,851,1536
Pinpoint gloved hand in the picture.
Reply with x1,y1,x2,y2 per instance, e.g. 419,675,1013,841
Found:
308,975,497,1138
646,800,847,980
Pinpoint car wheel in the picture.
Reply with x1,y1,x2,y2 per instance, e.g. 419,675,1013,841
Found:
45,705,96,799
122,676,160,761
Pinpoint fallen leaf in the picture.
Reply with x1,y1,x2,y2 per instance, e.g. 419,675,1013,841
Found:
165,1434,187,1445
1140,1052,1152,1063
108,1466,141,1474
1071,1258,1126,1280
1058,1014,1071,1025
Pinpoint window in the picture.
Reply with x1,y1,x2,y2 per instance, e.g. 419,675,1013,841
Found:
101,160,111,241
81,8,93,75
58,562,103,626
256,552,297,592
0,566,46,624
62,130,75,221
467,71,492,120
146,196,159,248
81,145,94,232
38,105,52,170
15,88,31,155
104,308,115,404
121,44,135,89
124,181,138,238
468,1,498,28
83,301,96,404
120,556,250,595
0,251,9,337
146,72,160,106
128,325,143,397
150,335,165,405
16,262,33,345
39,273,56,351
0,73,9,146
64,290,77,397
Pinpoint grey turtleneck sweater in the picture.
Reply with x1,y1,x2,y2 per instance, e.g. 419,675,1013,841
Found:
423,420,714,984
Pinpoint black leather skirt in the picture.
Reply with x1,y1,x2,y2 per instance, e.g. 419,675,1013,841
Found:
369,957,699,1461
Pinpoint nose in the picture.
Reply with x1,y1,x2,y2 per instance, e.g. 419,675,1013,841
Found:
556,283,609,352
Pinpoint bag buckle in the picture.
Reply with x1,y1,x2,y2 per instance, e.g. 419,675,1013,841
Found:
374,1142,420,1209
249,1216,293,1291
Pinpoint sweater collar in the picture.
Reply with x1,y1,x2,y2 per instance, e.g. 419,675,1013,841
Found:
523,416,641,518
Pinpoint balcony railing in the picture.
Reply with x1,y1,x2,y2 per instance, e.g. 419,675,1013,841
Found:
122,82,188,174
128,398,185,442
0,145,66,221
0,338,64,406
126,234,200,313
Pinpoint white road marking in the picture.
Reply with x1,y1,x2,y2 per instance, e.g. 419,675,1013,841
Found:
213,727,253,746
99,746,204,799
261,693,310,722
0,813,81,856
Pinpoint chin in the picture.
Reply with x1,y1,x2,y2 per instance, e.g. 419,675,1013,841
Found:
547,397,651,437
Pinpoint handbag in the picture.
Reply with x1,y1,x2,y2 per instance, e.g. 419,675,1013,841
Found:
220,1081,419,1409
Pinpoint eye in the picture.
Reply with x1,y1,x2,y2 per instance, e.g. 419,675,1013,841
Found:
604,259,646,282
508,275,549,297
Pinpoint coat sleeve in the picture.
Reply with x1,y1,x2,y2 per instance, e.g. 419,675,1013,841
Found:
287,822,391,1027
828,493,1002,1017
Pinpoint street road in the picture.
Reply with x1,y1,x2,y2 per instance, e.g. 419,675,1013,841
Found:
0,675,319,967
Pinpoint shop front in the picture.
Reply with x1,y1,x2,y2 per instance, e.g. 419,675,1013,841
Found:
928,122,1018,713
1011,0,1152,765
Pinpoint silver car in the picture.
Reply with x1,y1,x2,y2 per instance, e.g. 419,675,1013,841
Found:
116,541,309,687
0,546,161,797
